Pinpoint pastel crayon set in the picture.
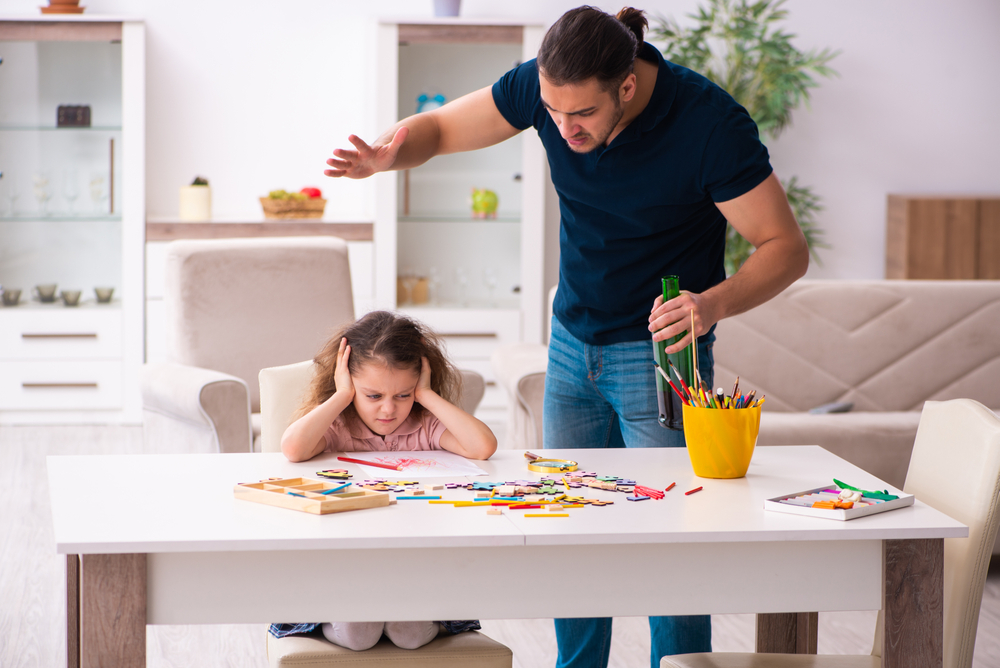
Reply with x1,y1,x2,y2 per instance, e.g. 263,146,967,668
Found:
764,485,914,521
234,477,390,515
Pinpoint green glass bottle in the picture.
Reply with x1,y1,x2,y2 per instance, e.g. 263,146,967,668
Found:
653,276,695,428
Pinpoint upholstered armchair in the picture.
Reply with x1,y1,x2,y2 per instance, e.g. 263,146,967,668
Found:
140,237,355,453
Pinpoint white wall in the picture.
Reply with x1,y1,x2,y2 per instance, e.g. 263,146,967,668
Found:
7,0,999,279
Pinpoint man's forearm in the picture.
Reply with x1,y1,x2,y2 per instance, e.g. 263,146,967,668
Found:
376,113,442,171
703,233,809,322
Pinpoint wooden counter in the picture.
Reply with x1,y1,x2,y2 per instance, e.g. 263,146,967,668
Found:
146,220,373,242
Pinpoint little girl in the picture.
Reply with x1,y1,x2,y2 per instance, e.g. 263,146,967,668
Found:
277,310,497,651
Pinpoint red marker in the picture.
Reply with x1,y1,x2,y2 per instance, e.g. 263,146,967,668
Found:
685,486,703,496
337,456,402,471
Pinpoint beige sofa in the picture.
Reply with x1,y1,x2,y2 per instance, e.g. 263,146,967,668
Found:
493,279,1000,551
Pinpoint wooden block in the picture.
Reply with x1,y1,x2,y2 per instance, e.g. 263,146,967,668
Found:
411,489,425,495
477,492,490,498
425,484,444,491
487,509,502,515
548,505,564,511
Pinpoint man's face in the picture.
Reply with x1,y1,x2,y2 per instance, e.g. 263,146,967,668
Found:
538,75,626,153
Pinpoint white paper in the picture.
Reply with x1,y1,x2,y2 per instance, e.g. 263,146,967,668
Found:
338,450,487,478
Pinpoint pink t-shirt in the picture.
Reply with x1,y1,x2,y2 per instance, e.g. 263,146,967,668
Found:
322,411,447,453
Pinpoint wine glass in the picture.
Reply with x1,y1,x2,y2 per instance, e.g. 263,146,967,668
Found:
428,266,442,306
89,171,107,214
399,267,418,306
455,267,469,307
62,168,79,215
33,172,51,216
483,267,499,307
2,171,21,217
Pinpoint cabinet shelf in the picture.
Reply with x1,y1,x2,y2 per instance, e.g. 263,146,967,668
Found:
0,215,121,222
399,214,520,224
0,126,122,132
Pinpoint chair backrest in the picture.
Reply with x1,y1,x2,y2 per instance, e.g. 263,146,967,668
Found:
164,236,354,414
259,360,318,453
517,372,545,450
259,361,488,454
871,399,1000,667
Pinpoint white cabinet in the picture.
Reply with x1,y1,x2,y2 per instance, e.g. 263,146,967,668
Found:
0,17,145,424
375,19,549,420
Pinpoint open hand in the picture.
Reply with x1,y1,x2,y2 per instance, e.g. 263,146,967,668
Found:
415,356,433,403
334,338,355,401
324,127,409,180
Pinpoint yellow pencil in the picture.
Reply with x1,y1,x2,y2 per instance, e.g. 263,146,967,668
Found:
562,477,571,491
525,513,569,518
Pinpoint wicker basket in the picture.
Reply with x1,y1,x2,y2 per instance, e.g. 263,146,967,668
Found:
259,197,327,219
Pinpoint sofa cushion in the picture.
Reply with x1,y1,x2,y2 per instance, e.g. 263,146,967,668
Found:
759,411,922,489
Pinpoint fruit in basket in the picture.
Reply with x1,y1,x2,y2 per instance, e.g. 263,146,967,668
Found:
268,189,307,201
261,187,326,219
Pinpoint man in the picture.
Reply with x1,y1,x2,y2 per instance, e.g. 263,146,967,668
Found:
325,6,809,667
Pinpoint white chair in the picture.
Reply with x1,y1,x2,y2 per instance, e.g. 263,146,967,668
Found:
661,398,1000,668
257,360,509,668
140,237,355,454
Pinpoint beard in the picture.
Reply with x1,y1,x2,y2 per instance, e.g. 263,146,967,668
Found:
565,97,625,154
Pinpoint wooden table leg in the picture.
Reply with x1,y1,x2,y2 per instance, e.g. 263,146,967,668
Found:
67,555,80,668
80,554,146,668
755,612,818,653
882,538,943,668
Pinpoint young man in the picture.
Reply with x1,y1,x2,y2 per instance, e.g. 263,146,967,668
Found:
325,7,808,667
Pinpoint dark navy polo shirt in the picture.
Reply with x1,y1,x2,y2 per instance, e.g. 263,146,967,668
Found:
492,43,773,345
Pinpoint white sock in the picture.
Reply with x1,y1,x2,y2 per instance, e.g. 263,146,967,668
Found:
321,622,384,651
383,621,441,649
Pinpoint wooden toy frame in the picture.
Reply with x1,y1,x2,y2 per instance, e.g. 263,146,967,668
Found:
234,477,390,515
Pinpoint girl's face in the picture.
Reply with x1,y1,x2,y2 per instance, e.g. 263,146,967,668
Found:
351,361,420,436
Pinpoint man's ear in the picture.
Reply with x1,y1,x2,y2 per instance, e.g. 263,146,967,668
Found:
620,73,637,103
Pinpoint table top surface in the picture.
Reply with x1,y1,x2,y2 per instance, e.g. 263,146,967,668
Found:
47,446,968,555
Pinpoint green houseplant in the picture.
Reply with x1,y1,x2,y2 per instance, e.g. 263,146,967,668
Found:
651,0,838,275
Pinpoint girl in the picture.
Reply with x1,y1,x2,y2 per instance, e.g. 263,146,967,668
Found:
277,310,496,651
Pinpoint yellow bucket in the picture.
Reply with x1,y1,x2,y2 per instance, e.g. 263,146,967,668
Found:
682,404,761,479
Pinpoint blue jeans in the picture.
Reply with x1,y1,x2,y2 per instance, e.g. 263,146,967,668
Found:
544,317,714,668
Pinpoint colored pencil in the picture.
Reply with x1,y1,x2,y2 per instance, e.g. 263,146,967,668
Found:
690,310,699,392
318,482,352,495
665,482,677,492
654,363,690,405
337,456,403,471
685,486,703,496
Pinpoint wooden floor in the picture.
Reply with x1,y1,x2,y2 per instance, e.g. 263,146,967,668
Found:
3,424,998,668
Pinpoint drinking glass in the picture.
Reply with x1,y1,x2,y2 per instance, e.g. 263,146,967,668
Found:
62,168,79,215
89,171,107,214
33,172,51,215
400,267,418,306
455,267,470,307
5,171,22,217
483,267,499,307
428,266,442,306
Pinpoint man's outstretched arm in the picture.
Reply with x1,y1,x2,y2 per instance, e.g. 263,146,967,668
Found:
324,86,522,179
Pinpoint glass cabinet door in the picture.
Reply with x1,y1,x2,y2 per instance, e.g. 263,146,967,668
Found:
394,34,524,310
0,34,123,303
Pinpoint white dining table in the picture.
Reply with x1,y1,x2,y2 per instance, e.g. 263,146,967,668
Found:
49,445,966,668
